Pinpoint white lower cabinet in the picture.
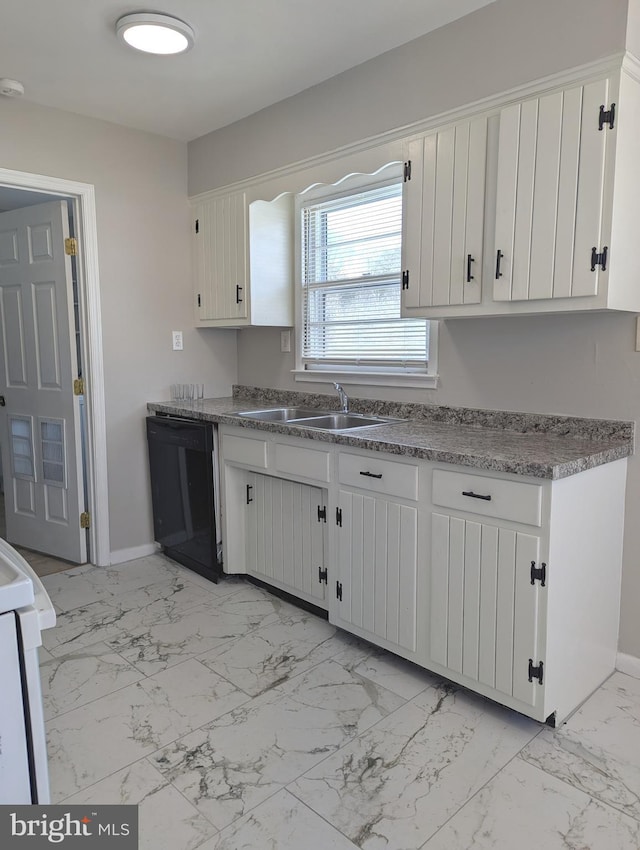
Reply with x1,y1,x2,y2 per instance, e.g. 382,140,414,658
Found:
430,514,543,710
219,425,627,724
334,489,420,656
245,471,327,608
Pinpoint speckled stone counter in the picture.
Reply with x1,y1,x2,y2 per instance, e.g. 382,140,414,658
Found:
147,385,634,480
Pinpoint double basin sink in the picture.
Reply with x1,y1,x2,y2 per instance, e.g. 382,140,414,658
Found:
234,406,403,431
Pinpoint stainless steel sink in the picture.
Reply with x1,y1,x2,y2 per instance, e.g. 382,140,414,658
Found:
234,408,403,430
287,413,403,430
235,407,323,422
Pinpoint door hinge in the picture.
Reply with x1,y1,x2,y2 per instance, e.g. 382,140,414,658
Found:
403,160,412,182
317,505,327,523
530,561,546,586
73,378,85,395
319,567,328,584
64,237,78,256
591,246,608,272
195,218,200,234
402,270,410,291
80,511,91,529
598,103,616,131
246,484,253,505
336,507,342,527
336,581,343,601
528,659,544,685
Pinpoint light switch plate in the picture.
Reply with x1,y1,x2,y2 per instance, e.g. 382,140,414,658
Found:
636,317,640,352
172,330,183,351
280,330,291,353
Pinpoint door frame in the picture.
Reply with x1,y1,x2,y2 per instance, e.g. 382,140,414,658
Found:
0,167,109,566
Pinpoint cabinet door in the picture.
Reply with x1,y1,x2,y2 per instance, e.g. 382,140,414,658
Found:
430,513,543,707
402,116,487,309
335,490,419,654
192,192,248,321
245,472,327,606
494,78,612,302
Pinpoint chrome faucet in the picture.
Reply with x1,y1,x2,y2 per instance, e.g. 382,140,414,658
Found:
333,382,349,413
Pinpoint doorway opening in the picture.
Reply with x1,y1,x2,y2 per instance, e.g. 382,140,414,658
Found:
0,169,109,568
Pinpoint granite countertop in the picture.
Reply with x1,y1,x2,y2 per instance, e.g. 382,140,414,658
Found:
147,386,634,480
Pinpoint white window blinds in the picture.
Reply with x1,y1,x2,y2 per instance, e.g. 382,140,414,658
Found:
301,181,428,370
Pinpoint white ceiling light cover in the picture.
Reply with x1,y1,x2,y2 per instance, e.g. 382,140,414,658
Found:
116,13,195,55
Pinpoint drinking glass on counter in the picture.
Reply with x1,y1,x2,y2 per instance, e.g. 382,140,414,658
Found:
170,384,203,405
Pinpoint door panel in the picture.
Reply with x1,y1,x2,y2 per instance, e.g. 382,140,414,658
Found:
337,490,418,653
245,472,326,606
572,78,610,298
193,192,248,322
0,201,86,563
403,117,486,310
494,80,609,303
430,513,542,707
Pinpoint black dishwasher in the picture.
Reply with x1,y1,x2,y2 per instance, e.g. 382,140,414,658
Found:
146,415,222,582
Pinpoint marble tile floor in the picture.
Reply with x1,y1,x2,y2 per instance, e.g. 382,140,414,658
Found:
39,553,640,850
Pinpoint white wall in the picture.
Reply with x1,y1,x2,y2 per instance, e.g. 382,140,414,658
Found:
188,0,640,658
0,98,237,559
189,0,628,194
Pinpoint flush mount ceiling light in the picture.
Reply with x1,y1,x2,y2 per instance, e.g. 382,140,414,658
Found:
116,13,195,55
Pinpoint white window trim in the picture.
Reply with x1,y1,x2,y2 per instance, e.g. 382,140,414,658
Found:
292,321,438,388
293,167,438,390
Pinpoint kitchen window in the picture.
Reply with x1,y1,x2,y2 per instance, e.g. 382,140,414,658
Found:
293,171,436,388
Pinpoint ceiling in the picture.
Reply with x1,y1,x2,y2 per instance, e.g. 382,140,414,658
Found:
0,0,495,142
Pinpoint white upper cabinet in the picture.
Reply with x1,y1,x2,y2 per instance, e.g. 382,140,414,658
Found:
401,63,640,318
402,115,488,311
192,191,248,324
192,190,294,327
494,78,612,304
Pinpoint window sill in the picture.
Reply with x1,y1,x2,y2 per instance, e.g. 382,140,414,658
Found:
291,369,439,390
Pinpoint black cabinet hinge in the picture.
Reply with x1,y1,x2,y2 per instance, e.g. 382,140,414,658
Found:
598,103,616,131
336,507,343,527
246,484,253,505
530,561,546,587
195,218,199,234
403,160,412,182
317,505,327,523
528,659,544,685
319,567,328,585
591,246,608,272
336,581,343,601
402,270,410,291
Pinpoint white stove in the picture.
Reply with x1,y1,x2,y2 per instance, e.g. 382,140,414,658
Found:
0,538,56,804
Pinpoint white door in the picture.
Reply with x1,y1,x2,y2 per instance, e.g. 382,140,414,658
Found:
245,471,327,607
402,116,486,310
192,192,248,322
430,513,543,707
336,490,418,654
493,78,611,302
0,200,86,563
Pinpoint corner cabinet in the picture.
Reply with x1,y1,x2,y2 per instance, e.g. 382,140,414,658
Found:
402,65,640,318
191,191,294,328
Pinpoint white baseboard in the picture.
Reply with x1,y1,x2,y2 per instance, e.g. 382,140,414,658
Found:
616,652,640,679
109,542,160,565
